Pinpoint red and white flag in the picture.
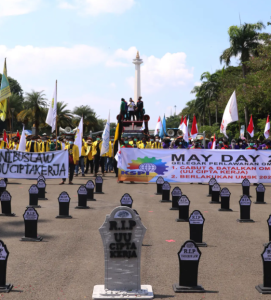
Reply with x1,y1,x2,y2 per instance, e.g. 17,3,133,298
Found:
190,115,198,139
16,130,20,139
264,115,270,139
3,130,9,148
180,116,189,143
247,115,254,138
154,116,162,135
178,115,183,130
212,134,216,150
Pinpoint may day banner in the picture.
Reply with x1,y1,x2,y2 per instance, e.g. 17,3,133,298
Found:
119,149,271,183
0,150,68,179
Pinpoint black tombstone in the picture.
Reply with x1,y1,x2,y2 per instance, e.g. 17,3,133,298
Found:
219,188,232,211
120,193,133,208
264,215,271,247
28,185,41,208
95,176,104,194
254,183,266,204
21,207,43,241
176,195,190,222
0,191,15,216
56,191,72,219
75,185,90,209
0,240,13,293
155,176,164,195
37,179,47,200
173,240,204,293
210,183,221,204
37,175,46,182
237,195,254,223
189,210,207,247
86,180,96,201
0,180,6,198
207,178,217,197
256,242,271,294
161,181,171,202
170,187,182,210
242,178,251,197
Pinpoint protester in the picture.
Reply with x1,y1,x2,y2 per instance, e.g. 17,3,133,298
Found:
122,137,133,148
10,137,19,150
138,137,151,149
75,140,87,177
162,137,171,149
85,138,94,174
92,135,105,177
136,97,144,120
221,139,231,149
127,98,136,121
208,136,214,149
50,135,62,151
152,135,162,149
26,136,40,152
106,137,114,172
120,98,126,120
246,141,255,150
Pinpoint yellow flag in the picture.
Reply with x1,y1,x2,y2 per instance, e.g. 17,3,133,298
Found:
0,59,11,121
0,99,7,122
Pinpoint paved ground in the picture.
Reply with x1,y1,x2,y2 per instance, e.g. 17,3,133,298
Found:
0,173,270,299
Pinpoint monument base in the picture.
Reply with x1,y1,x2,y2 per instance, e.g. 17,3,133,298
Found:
92,285,154,299
196,242,207,247
209,201,221,204
175,218,189,222
254,201,266,204
20,236,43,242
75,206,90,209
173,283,205,293
56,215,72,219
237,219,255,223
256,284,271,294
0,213,16,217
170,207,178,210
218,208,232,212
0,284,13,293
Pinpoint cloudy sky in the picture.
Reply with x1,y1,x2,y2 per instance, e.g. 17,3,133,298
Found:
0,0,270,128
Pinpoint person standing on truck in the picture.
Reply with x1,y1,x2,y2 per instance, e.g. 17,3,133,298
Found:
120,98,126,120
136,97,144,120
127,98,136,121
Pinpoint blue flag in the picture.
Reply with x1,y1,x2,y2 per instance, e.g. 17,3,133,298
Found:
162,114,167,136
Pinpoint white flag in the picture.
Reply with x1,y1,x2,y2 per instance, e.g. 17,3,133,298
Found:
220,91,239,137
46,82,57,132
154,116,161,135
74,117,83,156
140,120,145,131
101,111,110,156
180,116,189,143
264,115,270,139
18,126,26,152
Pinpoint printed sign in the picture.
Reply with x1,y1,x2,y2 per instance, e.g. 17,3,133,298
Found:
120,193,133,205
86,180,95,189
156,177,164,184
77,185,87,195
96,176,103,184
37,180,46,189
212,183,221,192
172,187,182,197
58,191,70,203
178,195,190,206
189,210,204,225
0,241,8,260
23,207,38,220
1,191,11,201
0,179,6,188
256,183,265,193
220,187,231,197
262,243,271,261
162,182,170,191
242,178,250,187
29,185,38,194
209,178,217,186
239,195,251,206
114,210,132,219
179,241,201,261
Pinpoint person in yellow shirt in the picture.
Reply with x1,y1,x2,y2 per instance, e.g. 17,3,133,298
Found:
138,137,151,149
75,140,87,177
26,136,40,152
40,136,50,152
151,135,162,149
59,136,79,185
105,137,115,173
92,135,105,177
85,138,94,174
9,137,19,150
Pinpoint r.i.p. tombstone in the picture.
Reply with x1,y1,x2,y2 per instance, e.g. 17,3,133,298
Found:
237,195,254,223
95,176,104,194
255,183,266,204
264,215,271,247
37,175,46,182
189,210,207,247
120,193,133,208
28,185,40,208
92,206,153,299
0,180,6,197
210,183,221,204
21,207,42,242
170,187,182,210
56,191,72,219
37,179,47,200
207,178,216,197
242,178,251,197
75,185,89,209
219,187,232,211
161,181,171,202
155,177,164,195
86,180,96,201
0,240,13,293
0,191,15,216
256,242,271,294
176,195,190,222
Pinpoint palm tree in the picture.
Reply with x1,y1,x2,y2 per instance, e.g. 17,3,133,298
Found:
56,101,73,128
17,90,47,132
73,105,98,133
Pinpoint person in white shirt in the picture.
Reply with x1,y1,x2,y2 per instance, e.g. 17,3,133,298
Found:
127,98,136,121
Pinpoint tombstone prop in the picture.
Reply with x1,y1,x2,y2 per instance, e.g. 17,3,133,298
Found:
189,210,207,247
161,181,171,203
0,240,13,293
210,183,221,204
75,185,90,209
207,178,216,197
155,176,164,195
237,195,254,223
92,206,153,299
28,185,41,208
120,193,133,208
256,242,271,294
37,179,47,200
95,176,104,194
254,183,266,204
0,191,15,216
21,207,43,241
264,215,271,247
242,178,251,197
176,195,190,222
86,180,96,201
170,187,182,210
37,175,46,182
219,188,232,211
173,240,204,293
56,191,72,219
0,180,6,198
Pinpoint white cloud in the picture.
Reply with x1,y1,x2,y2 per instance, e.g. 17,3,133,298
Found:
0,0,41,17
109,83,116,88
58,0,135,15
194,81,202,86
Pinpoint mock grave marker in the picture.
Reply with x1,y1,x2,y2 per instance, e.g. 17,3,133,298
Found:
189,210,207,247
155,176,164,195
56,191,72,219
28,185,40,208
0,180,6,197
75,185,90,209
120,193,133,208
255,183,266,204
242,178,251,197
176,195,190,222
256,242,271,294
37,175,46,182
21,207,42,241
0,191,15,216
161,181,171,203
207,178,217,197
86,180,96,201
173,240,204,293
0,240,13,293
237,195,254,223
264,215,271,247
92,206,153,299
210,183,221,204
170,187,182,210
37,179,47,200
95,176,104,194
219,188,232,211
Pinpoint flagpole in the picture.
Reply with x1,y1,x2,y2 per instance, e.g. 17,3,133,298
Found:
55,80,58,143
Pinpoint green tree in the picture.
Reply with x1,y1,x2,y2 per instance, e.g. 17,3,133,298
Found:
56,101,73,129
73,105,99,133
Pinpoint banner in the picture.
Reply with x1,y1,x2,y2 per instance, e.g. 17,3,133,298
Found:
119,149,271,183
0,150,68,179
